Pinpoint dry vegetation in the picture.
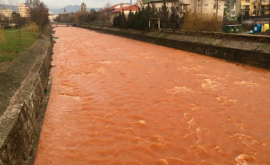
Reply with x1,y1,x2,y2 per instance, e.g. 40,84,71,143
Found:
182,12,222,32
25,21,39,32
0,29,6,45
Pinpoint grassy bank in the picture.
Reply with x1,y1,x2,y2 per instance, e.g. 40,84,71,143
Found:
0,29,39,62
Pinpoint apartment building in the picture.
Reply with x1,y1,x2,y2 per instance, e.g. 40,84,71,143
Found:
241,0,270,16
223,0,241,20
0,8,13,19
18,3,30,18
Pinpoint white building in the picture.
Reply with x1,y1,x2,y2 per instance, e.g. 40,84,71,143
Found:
48,12,58,22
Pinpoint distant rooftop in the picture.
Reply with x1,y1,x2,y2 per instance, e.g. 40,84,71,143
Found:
112,5,139,13
142,0,163,3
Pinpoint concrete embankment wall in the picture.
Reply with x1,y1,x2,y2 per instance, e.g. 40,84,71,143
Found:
79,26,270,69
0,25,53,165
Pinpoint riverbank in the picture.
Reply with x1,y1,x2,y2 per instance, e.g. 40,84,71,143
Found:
79,25,270,69
0,24,53,165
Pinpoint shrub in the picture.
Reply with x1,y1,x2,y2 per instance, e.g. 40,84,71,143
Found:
265,29,270,33
25,21,39,32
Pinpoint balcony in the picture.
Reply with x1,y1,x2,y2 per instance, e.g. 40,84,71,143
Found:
241,7,250,11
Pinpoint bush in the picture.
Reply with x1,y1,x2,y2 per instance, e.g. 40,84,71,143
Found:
266,29,270,33
25,21,39,32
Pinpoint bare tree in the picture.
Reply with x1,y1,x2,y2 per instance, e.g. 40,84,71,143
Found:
252,0,262,16
28,0,49,27
214,0,228,18
104,2,112,23
189,0,204,16
104,2,111,9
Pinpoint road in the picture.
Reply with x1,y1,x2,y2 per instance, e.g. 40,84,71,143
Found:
35,26,270,165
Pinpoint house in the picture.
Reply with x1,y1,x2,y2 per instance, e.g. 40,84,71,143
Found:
137,0,226,19
137,0,190,18
98,3,131,23
111,5,139,20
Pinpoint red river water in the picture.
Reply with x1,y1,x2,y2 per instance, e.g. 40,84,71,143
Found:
34,27,270,165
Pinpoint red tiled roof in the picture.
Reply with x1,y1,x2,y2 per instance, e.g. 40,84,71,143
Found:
98,4,120,13
112,5,139,13
18,3,26,7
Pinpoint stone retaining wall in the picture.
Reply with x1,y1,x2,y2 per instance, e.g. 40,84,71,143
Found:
0,25,53,165
80,26,270,69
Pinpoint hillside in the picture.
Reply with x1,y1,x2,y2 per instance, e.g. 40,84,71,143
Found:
50,5,99,14
0,4,18,12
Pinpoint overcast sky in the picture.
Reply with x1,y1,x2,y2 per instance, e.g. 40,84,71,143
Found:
31,0,130,9
1,0,131,9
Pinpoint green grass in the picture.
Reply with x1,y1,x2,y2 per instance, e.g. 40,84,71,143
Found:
0,29,39,62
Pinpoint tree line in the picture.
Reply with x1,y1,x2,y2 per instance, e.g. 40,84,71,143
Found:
114,2,181,29
68,1,181,30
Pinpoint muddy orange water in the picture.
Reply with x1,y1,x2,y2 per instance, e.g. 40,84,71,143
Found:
35,27,270,165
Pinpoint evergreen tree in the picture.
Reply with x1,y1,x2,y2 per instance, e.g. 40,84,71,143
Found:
150,3,157,18
140,7,149,29
133,10,138,29
135,8,142,29
146,2,151,16
158,0,169,28
113,14,120,26
119,10,127,28
127,10,135,28
169,6,178,29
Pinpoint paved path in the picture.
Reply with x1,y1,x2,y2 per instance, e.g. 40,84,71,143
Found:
35,27,270,165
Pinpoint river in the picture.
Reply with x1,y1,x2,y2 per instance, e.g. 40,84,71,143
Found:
34,27,270,165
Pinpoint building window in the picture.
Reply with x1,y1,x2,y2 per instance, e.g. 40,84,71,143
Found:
245,5,250,10
246,0,250,3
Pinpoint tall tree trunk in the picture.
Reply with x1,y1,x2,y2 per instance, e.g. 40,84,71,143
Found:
216,0,219,18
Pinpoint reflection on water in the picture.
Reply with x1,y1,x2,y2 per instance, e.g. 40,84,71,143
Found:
35,27,270,165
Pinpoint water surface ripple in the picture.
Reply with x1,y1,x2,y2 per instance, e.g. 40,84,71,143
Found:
35,27,270,165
